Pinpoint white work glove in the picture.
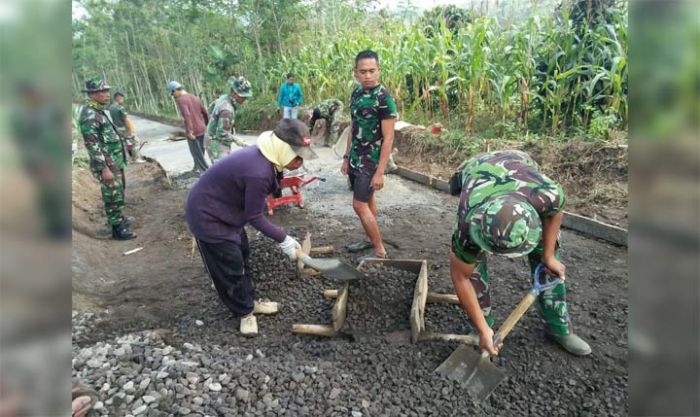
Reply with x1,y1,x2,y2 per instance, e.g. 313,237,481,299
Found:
279,235,302,261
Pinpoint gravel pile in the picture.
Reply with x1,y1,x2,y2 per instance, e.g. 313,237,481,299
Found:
74,234,627,416
346,264,416,337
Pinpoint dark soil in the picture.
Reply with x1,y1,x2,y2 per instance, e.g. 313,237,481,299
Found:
393,128,628,228
72,158,628,416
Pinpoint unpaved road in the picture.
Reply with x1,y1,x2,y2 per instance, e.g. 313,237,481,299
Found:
72,116,628,416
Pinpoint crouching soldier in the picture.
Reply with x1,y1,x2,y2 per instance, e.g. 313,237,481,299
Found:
450,150,591,357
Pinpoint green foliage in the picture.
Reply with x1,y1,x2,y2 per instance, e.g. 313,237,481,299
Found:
72,0,627,142
588,108,618,140
235,96,279,131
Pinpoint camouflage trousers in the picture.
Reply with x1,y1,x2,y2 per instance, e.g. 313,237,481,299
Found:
469,241,572,336
95,170,125,227
204,136,231,163
92,146,126,227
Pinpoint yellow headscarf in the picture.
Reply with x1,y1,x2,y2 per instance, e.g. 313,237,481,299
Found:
257,131,298,172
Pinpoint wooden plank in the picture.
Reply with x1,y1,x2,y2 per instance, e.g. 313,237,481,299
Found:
426,292,460,305
292,324,337,337
418,332,479,345
409,261,429,343
332,283,349,332
310,246,335,255
297,232,312,272
323,289,338,299
562,211,628,247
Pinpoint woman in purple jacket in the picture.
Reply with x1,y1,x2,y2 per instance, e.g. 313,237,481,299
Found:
185,119,318,335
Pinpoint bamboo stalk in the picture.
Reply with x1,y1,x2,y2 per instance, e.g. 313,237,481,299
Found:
419,332,479,345
309,246,334,255
332,283,348,332
426,293,460,305
292,324,337,337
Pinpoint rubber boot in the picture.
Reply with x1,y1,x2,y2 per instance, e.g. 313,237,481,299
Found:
240,314,258,336
547,332,592,356
112,223,136,240
254,301,279,315
121,216,136,227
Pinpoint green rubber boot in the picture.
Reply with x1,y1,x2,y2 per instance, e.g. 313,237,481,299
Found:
548,333,592,356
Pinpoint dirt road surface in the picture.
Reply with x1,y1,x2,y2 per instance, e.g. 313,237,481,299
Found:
72,116,628,416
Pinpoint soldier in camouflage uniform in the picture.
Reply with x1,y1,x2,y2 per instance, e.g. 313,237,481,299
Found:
204,76,252,163
79,76,136,240
309,98,343,142
341,50,397,260
108,92,141,163
450,150,591,356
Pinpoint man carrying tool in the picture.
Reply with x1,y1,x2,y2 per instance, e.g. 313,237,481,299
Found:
309,97,343,143
168,81,210,173
79,76,136,240
204,76,251,163
186,119,318,336
450,150,591,356
341,50,397,260
108,92,143,163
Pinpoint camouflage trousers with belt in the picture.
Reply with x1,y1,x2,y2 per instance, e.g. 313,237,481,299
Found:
469,241,572,336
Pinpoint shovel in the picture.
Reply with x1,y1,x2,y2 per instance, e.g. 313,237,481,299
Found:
435,263,563,401
296,250,365,282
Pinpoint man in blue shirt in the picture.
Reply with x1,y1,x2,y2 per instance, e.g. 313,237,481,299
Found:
277,72,303,119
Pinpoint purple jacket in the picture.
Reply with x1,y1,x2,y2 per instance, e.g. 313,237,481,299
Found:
185,146,286,244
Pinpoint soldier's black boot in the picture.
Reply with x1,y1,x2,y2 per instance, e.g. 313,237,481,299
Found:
121,216,136,227
112,223,136,240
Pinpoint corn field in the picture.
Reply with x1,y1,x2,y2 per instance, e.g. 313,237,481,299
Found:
73,0,627,139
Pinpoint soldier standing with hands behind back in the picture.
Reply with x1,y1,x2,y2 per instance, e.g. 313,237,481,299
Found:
108,92,142,163
79,76,136,240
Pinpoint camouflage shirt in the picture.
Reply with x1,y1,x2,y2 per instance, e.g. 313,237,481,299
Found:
452,150,566,264
206,95,239,144
79,99,125,174
316,98,343,119
349,84,397,174
108,102,127,129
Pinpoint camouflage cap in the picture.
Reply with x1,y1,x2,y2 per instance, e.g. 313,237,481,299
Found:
469,195,541,257
228,76,253,97
83,75,111,92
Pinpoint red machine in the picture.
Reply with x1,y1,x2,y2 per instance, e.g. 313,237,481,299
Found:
266,175,319,215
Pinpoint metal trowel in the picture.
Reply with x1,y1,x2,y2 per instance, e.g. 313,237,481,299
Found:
296,250,365,282
435,263,563,401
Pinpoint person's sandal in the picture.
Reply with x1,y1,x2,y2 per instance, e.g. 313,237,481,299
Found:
358,251,388,262
346,241,374,252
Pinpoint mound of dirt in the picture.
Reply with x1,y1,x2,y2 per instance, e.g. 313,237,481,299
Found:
393,129,628,227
